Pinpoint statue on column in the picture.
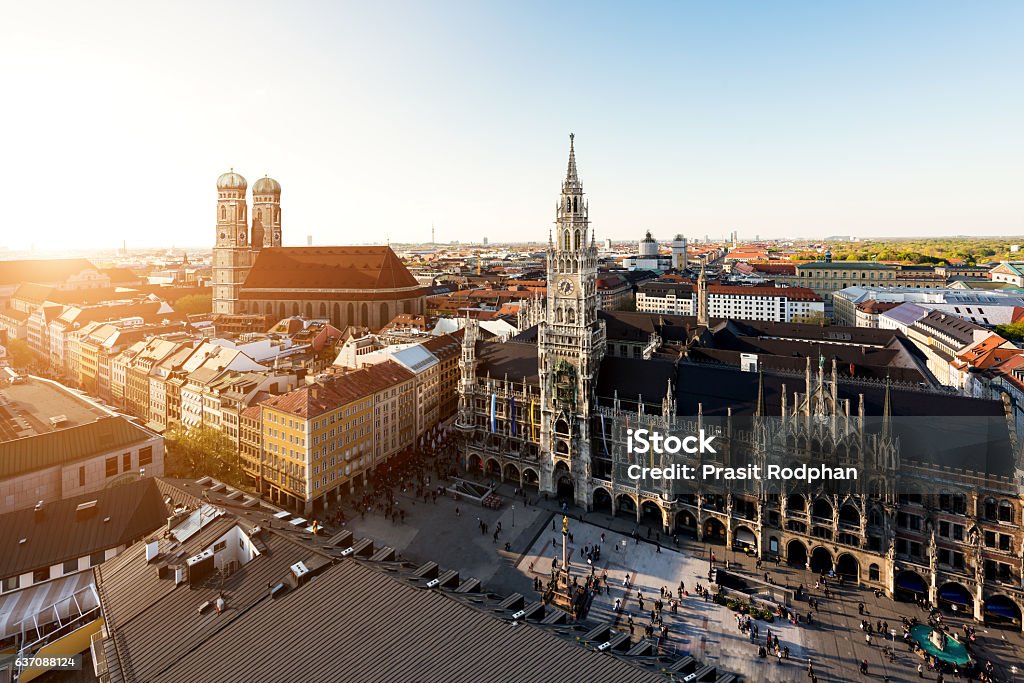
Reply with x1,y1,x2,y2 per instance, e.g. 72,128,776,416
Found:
928,527,938,574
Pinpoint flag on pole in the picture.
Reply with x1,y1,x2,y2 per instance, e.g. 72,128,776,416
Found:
490,393,496,433
600,413,609,456
510,395,516,437
530,399,537,441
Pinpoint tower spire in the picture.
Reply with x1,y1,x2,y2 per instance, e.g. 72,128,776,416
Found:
563,133,581,192
696,262,709,328
882,375,892,439
755,369,766,418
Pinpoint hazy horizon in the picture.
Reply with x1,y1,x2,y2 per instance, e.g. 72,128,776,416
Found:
2,1,1022,250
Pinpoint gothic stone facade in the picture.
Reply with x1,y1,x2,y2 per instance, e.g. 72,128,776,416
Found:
456,136,1024,630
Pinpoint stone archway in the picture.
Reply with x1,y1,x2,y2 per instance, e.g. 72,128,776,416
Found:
485,458,501,478
938,582,973,614
503,463,520,483
675,510,698,537
983,594,1022,629
894,570,928,603
836,553,859,582
553,462,573,502
733,525,757,552
810,546,833,574
839,503,860,527
615,493,636,517
640,500,663,527
703,517,726,544
522,468,539,490
787,539,808,568
811,498,833,521
592,487,612,513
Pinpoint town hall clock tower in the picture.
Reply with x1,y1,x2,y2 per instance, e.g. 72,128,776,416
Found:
537,135,607,506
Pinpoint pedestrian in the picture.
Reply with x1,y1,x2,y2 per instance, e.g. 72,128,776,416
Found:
455,506,460,517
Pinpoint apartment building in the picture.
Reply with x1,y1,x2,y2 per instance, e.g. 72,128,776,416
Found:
777,261,950,308
636,281,823,322
0,377,163,514
833,286,1024,327
258,361,414,513
905,310,1009,388
177,342,267,429
421,332,462,427
989,262,1024,288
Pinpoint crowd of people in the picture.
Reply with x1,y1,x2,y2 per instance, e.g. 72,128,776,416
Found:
306,446,1018,683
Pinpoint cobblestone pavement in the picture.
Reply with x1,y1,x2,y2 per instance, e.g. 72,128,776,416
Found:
325,477,1024,683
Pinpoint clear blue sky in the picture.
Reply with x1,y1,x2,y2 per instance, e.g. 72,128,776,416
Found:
1,1,1021,249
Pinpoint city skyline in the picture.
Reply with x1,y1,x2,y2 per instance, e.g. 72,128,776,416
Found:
2,1,1023,251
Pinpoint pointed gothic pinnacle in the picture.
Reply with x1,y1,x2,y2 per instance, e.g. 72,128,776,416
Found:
564,133,580,187
756,369,766,417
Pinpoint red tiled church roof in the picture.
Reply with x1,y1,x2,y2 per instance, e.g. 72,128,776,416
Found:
242,247,420,291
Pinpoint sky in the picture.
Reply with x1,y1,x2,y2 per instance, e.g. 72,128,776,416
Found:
1,1,1022,251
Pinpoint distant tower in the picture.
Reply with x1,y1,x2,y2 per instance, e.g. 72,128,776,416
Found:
696,262,709,328
639,230,658,258
671,234,688,270
251,176,282,248
212,169,250,315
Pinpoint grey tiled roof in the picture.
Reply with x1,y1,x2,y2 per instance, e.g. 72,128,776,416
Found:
144,559,668,683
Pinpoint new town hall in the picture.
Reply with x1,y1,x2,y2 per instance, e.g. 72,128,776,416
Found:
455,136,1024,629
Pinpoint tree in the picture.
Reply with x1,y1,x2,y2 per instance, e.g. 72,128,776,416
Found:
792,311,829,326
174,294,213,315
995,322,1024,342
4,338,34,369
164,424,245,487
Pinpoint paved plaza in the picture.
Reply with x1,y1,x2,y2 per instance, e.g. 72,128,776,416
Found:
328,478,1024,683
